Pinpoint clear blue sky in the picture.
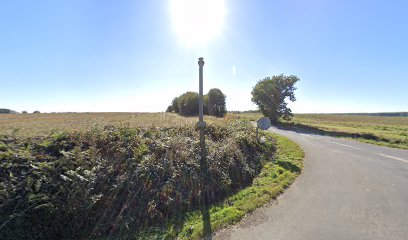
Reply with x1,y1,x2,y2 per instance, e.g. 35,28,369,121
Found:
1,0,407,113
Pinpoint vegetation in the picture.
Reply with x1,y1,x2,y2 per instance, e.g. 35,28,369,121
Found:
334,112,408,117
251,74,299,123
0,108,18,114
287,114,408,149
207,88,226,117
146,131,304,240
0,112,223,138
167,88,227,117
230,112,408,149
0,113,304,239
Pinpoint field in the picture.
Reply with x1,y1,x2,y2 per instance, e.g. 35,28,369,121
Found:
0,112,303,239
231,113,408,149
0,112,226,137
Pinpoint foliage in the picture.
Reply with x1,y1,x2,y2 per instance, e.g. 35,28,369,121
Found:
177,92,199,116
0,121,271,239
251,74,299,123
0,109,17,114
171,97,180,113
166,105,173,112
139,131,304,240
207,88,226,117
166,89,227,117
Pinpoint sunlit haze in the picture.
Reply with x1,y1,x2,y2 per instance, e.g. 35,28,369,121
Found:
0,0,407,113
170,0,226,47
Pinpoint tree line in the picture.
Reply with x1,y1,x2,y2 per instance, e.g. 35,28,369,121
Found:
0,109,39,114
166,88,226,117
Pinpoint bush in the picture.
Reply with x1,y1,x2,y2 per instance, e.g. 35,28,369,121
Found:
0,122,273,239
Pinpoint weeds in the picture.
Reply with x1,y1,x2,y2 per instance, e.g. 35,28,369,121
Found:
0,121,271,239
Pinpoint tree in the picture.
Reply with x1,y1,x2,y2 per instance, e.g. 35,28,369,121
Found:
33,110,40,114
22,111,28,114
207,88,226,117
165,105,173,112
251,74,299,124
166,88,227,117
177,92,199,116
171,97,179,113
203,95,209,115
0,108,17,114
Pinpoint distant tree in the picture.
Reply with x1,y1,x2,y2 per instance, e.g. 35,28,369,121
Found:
165,105,173,112
207,88,226,117
177,92,199,116
251,74,299,124
171,97,180,113
33,110,40,114
166,88,227,117
22,111,28,114
203,95,209,115
0,108,11,114
0,108,17,114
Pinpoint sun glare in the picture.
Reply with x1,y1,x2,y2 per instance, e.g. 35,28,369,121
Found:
170,0,226,47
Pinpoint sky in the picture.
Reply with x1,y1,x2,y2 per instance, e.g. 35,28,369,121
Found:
1,0,407,113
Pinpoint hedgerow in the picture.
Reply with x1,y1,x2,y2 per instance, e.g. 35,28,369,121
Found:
0,121,274,239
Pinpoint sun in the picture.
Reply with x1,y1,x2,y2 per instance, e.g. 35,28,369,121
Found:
170,0,226,47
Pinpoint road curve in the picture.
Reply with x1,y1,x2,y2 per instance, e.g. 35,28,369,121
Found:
214,126,408,240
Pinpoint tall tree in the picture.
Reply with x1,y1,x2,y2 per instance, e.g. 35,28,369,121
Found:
177,92,199,116
251,74,299,123
171,97,179,113
207,88,226,117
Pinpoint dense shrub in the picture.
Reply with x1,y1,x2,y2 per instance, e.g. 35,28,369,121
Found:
0,122,273,239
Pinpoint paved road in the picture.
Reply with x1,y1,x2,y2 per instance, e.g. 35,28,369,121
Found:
214,126,408,240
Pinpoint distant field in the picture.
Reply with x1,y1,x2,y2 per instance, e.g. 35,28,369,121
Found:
0,112,224,137
230,113,408,149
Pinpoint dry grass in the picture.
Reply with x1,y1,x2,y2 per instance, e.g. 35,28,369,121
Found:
0,113,224,137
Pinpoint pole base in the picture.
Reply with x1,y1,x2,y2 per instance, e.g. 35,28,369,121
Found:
196,121,207,129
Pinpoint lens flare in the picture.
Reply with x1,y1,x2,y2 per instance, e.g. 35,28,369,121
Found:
170,0,226,47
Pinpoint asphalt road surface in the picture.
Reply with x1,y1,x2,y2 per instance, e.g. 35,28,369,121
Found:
214,126,408,240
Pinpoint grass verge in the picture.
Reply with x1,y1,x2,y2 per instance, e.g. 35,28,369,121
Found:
140,131,304,239
228,113,408,150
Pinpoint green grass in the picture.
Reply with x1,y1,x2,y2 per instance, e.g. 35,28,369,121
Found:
138,131,304,239
288,114,408,149
229,113,408,150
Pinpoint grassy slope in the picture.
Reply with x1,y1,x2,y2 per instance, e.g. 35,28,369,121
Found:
140,131,304,239
229,113,408,149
